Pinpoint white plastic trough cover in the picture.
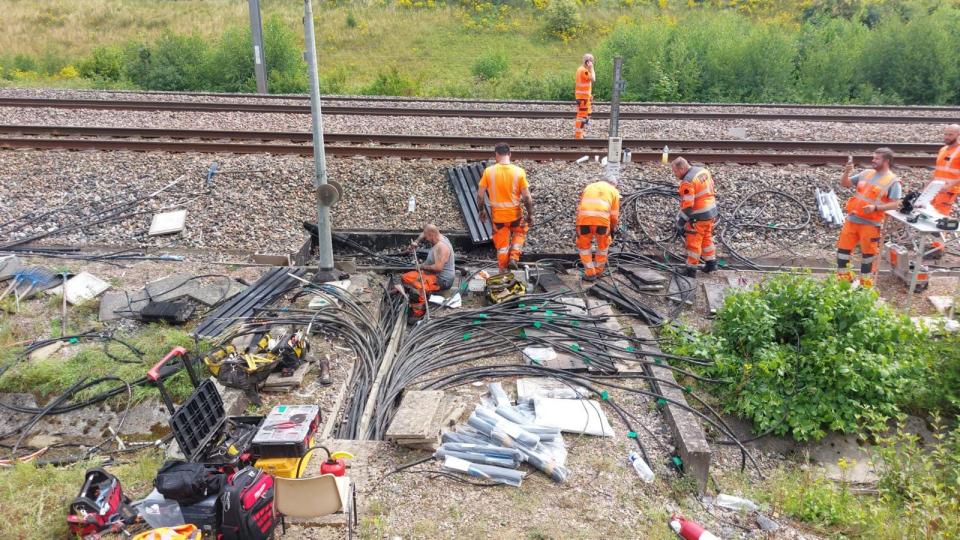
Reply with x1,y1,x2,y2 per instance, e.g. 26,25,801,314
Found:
149,210,187,236
533,397,615,437
47,271,111,305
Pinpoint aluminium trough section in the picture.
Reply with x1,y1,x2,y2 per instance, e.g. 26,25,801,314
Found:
445,162,493,244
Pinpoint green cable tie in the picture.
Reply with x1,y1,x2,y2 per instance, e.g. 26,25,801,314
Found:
472,319,482,325
477,313,489,319
518,303,526,308
529,306,539,311
600,391,609,401
68,337,79,344
626,346,635,352
545,310,555,317
519,330,527,339
533,321,542,329
570,343,580,352
571,321,579,327
683,385,693,393
463,332,472,341
627,431,638,439
672,456,683,468
656,398,667,407
654,358,663,365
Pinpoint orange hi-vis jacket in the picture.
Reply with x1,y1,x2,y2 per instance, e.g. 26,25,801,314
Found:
577,181,621,227
575,66,592,100
934,144,960,193
478,163,528,223
678,167,717,222
845,169,898,226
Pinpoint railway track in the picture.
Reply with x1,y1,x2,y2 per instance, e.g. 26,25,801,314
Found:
1,97,957,124
0,125,942,155
30,89,960,113
0,131,937,166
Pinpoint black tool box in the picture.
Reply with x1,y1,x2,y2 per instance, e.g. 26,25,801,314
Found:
180,494,220,536
148,347,263,468
250,404,321,458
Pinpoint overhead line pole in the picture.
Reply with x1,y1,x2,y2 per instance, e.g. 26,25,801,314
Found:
248,0,268,94
607,55,624,181
304,0,334,270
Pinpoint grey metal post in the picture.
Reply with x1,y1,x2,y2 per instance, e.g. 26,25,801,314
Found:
608,55,623,138
304,0,334,270
248,0,268,94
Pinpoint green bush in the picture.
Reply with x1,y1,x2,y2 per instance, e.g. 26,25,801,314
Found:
205,15,307,94
346,11,358,28
543,0,581,40
78,45,126,82
363,67,420,96
471,52,508,81
125,33,208,91
666,273,923,441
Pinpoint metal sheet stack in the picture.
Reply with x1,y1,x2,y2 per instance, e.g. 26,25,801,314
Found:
444,161,493,244
193,267,309,338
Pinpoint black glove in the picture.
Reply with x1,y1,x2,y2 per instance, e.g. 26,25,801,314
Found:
674,216,686,239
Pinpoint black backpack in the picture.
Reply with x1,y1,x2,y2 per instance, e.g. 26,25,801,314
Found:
221,467,276,540
154,460,226,506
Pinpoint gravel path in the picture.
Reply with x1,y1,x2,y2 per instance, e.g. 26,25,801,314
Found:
0,148,941,262
0,107,945,143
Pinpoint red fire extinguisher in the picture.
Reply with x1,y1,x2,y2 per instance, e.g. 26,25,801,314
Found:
670,514,720,540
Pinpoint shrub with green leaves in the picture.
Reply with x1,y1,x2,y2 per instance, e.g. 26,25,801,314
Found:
471,52,508,81
543,0,581,40
667,273,923,441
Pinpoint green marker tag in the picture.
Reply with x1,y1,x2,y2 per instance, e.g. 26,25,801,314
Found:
571,321,579,327
477,313,489,319
627,431,637,439
68,337,79,344
656,398,667,407
533,321,542,329
529,306,539,311
472,320,482,325
683,385,693,393
463,332,472,341
570,343,580,352
672,456,683,468
545,310,555,317
518,303,526,308
278,405,287,413
626,346,635,352
600,391,609,401
519,330,527,339
654,359,663,365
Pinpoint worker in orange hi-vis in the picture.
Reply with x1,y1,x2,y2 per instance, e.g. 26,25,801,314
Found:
398,224,456,318
837,148,902,288
576,176,621,281
476,143,535,271
671,158,718,278
574,53,595,139
924,124,960,257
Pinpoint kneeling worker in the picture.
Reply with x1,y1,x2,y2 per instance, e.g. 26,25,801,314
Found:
837,148,901,287
672,158,718,277
401,224,456,317
576,175,621,281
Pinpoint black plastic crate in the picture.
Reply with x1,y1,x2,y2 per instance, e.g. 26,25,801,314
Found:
180,494,220,536
169,379,225,462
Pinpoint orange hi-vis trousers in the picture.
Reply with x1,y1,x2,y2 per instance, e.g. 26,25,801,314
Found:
492,219,527,270
684,220,715,268
574,98,592,139
836,220,880,278
577,225,611,277
401,270,440,316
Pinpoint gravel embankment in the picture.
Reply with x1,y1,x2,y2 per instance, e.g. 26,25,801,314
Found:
4,87,960,117
0,148,938,261
0,107,946,143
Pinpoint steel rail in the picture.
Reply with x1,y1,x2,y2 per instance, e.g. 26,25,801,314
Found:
31,89,960,113
0,125,942,154
0,136,937,165
0,97,956,124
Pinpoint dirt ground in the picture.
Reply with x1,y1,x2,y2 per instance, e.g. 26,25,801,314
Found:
1,250,957,539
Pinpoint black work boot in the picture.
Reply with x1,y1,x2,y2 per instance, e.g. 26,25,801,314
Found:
319,356,332,386
683,266,697,278
704,260,718,273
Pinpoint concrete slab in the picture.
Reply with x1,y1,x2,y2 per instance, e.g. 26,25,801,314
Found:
632,323,711,492
98,289,150,321
28,341,63,362
211,377,249,417
928,295,955,315
0,256,22,281
807,432,878,484
262,361,313,392
145,274,193,302
668,275,696,305
620,266,668,285
188,280,246,306
386,390,445,441
703,282,728,317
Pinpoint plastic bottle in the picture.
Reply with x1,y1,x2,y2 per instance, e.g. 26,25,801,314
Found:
661,145,670,164
407,195,416,213
715,493,758,512
628,451,654,483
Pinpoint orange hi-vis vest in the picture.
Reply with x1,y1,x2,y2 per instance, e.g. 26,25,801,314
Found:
678,167,717,221
577,181,621,227
575,66,592,100
845,169,898,226
480,163,526,223
934,144,960,194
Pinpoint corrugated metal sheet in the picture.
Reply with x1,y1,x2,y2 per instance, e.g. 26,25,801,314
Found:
445,161,493,244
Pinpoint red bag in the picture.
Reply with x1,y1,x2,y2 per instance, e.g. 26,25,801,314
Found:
220,467,276,540
66,468,130,536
